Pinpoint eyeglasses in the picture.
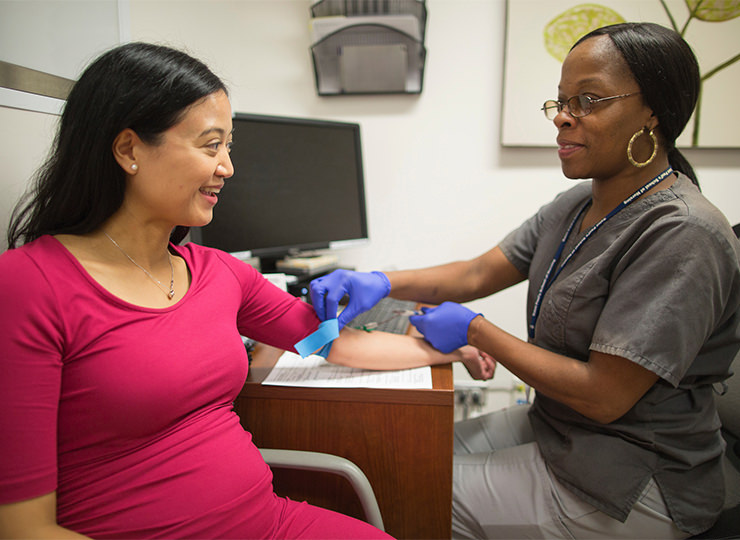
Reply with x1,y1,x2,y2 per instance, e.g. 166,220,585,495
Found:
541,92,639,121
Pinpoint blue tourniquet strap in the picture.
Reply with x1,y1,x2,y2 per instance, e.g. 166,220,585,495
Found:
294,319,339,358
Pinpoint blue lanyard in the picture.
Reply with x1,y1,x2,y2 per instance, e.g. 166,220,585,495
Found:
528,167,674,339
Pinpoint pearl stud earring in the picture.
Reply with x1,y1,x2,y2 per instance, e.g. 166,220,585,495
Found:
131,163,138,171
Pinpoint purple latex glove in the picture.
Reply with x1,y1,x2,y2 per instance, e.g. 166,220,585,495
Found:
409,301,482,353
310,269,391,330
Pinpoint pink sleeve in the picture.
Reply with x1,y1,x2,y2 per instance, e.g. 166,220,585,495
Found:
214,252,321,353
0,248,64,503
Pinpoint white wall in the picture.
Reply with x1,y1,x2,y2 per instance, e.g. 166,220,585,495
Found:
2,0,739,387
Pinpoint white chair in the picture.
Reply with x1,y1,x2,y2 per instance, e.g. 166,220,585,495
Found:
259,448,385,532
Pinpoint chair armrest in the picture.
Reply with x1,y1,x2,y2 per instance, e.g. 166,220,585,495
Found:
259,448,384,532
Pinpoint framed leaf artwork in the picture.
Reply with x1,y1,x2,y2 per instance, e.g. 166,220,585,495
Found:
501,0,740,148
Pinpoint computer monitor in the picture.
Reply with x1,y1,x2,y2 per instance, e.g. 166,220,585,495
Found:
192,113,368,271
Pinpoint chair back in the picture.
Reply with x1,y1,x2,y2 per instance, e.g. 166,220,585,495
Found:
717,222,740,506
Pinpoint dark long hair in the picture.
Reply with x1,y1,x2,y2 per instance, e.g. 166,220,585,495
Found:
574,22,701,188
7,42,227,248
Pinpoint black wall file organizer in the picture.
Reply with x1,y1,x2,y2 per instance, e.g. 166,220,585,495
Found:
309,0,427,96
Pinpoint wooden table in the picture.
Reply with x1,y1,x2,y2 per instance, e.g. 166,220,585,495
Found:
233,345,455,539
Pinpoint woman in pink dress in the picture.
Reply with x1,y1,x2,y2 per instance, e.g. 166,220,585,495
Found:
0,42,494,539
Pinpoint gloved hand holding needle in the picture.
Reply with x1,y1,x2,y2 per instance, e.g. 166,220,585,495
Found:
408,302,482,354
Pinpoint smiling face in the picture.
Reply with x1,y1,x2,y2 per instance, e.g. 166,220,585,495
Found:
125,90,234,229
554,35,655,181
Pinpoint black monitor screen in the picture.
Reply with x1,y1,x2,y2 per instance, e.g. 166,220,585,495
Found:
195,113,368,263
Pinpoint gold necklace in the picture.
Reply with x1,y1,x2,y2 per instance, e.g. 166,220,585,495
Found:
104,232,175,299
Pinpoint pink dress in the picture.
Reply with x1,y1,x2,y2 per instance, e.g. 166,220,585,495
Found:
0,236,391,539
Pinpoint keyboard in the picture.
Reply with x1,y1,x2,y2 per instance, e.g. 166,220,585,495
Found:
346,297,419,335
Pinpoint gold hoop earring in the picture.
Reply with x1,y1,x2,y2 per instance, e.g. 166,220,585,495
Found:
627,127,657,168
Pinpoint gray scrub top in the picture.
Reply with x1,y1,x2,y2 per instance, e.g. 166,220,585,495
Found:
499,172,740,534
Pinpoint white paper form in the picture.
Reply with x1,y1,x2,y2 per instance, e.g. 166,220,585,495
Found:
262,351,432,389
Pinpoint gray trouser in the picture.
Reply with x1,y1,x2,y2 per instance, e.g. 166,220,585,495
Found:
452,405,689,540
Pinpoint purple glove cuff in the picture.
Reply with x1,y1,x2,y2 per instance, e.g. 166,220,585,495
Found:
371,271,391,298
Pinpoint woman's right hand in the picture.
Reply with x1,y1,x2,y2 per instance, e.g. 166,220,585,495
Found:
310,270,391,329
458,346,497,381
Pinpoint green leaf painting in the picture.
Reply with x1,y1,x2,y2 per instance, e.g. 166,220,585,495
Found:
686,0,740,22
543,1,740,146
544,4,626,62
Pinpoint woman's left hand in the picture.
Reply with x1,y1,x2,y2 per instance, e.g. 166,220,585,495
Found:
458,346,496,380
409,301,482,353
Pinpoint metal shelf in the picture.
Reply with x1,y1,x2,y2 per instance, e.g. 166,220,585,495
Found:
309,0,427,96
